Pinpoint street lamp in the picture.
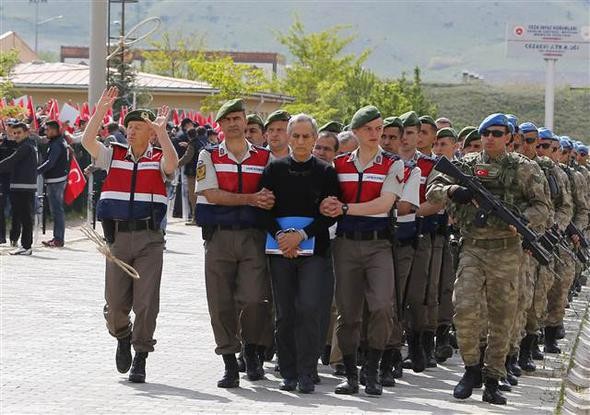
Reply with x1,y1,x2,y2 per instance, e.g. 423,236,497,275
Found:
34,15,63,54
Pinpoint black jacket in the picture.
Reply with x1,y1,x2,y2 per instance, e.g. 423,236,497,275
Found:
38,135,69,183
0,137,38,192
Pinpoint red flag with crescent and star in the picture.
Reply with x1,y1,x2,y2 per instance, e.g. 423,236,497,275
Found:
64,156,87,205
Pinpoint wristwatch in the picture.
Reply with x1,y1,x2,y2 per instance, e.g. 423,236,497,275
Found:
341,203,349,216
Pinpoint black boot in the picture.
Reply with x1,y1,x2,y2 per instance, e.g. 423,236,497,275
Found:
544,326,561,354
555,324,566,340
504,356,518,386
423,331,437,368
449,326,459,349
498,377,512,392
256,345,266,368
518,334,536,372
475,346,485,388
483,378,507,405
321,345,331,366
311,365,321,385
359,364,367,386
453,365,480,399
335,354,359,395
244,343,264,381
379,349,396,387
531,334,544,360
392,349,403,379
217,354,239,388
509,354,522,377
237,348,246,373
364,349,383,396
128,352,148,383
116,335,132,374
407,331,426,373
435,325,453,363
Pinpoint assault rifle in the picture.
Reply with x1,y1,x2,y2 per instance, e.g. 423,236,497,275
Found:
434,157,552,266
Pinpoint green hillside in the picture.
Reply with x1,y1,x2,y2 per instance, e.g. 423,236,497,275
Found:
424,84,590,141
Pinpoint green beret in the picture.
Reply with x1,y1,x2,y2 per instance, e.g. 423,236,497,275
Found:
419,115,437,128
383,116,403,130
436,127,458,141
463,129,481,146
458,126,477,140
264,109,291,128
398,111,420,128
215,98,245,122
124,109,156,127
350,105,381,130
246,114,264,128
319,121,344,134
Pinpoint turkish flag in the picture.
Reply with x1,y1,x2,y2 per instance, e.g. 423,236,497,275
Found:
64,156,87,205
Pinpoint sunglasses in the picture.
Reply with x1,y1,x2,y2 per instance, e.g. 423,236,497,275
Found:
480,130,506,138
524,137,537,144
536,143,558,151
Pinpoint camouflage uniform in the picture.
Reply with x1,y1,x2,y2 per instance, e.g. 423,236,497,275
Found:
426,151,550,380
546,163,588,326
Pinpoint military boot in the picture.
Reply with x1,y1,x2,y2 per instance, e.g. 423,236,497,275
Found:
453,365,480,399
115,335,132,374
392,348,403,379
128,352,148,383
335,354,359,395
555,324,566,340
423,331,437,368
482,378,507,405
217,354,239,388
434,324,453,363
359,363,367,386
237,348,246,373
379,348,396,387
244,343,264,381
509,354,522,377
364,349,383,396
498,377,512,392
256,345,266,368
518,334,536,372
531,334,544,360
321,345,331,366
544,326,561,354
407,331,426,373
504,356,518,386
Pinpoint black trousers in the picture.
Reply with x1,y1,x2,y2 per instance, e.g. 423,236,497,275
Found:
269,254,331,380
9,191,34,249
0,190,7,240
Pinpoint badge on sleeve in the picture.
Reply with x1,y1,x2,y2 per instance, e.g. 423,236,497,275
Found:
196,160,206,181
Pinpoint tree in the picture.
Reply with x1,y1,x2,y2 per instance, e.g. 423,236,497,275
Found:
276,18,436,124
0,49,20,99
143,31,206,79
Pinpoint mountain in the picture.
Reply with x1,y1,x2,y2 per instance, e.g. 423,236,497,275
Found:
1,0,589,85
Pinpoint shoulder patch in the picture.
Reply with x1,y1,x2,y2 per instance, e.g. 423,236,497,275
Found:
196,160,206,181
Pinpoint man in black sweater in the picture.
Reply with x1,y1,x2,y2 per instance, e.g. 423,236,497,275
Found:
0,121,38,255
260,113,340,394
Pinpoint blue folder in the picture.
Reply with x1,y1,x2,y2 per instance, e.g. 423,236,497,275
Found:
265,216,316,256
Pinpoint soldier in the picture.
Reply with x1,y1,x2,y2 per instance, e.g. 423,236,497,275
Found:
195,98,275,388
81,87,179,383
435,117,453,130
380,117,403,155
396,111,442,371
245,114,266,147
418,115,437,155
265,110,291,159
427,113,550,405
461,129,482,155
320,105,405,396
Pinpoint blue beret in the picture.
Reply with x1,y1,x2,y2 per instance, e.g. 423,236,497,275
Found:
519,122,538,134
538,127,557,141
506,114,519,132
478,113,510,133
559,137,573,150
579,145,589,156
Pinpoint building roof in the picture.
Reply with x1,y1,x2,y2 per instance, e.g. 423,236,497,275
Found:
0,31,39,63
8,61,292,102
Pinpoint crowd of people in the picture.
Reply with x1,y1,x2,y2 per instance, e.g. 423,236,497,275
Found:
3,86,588,407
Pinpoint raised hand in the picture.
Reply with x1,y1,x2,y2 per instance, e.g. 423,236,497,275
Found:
150,105,170,133
96,86,118,113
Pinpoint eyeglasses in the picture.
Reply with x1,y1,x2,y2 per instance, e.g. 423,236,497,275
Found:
536,143,558,152
480,130,506,138
524,137,537,144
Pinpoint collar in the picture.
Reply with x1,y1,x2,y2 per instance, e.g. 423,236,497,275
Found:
290,153,313,163
347,146,384,164
218,139,257,157
126,143,154,161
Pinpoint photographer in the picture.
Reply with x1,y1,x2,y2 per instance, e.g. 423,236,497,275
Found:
178,126,208,224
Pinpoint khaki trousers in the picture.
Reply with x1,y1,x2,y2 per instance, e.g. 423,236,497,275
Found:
103,228,165,353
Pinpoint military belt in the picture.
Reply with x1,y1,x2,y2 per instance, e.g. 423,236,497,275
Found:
114,219,156,232
337,229,390,241
462,236,520,250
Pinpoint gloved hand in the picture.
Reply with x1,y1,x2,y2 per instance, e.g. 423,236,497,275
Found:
450,186,473,204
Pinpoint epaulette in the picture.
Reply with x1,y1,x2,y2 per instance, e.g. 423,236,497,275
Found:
252,144,271,153
381,150,400,161
334,152,352,161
